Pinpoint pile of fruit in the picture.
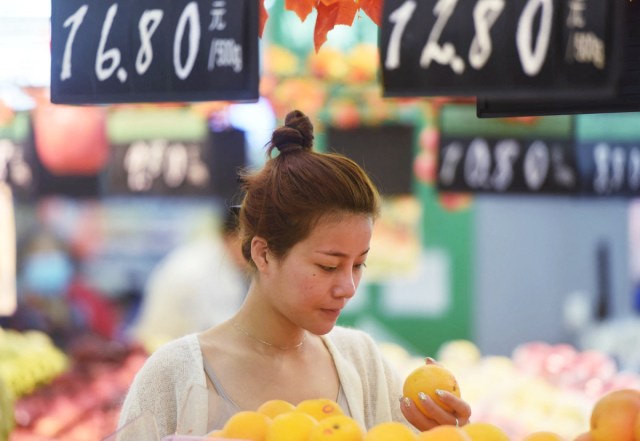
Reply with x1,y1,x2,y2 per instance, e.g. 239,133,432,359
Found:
157,363,568,441
172,396,565,441
0,328,68,399
0,328,68,441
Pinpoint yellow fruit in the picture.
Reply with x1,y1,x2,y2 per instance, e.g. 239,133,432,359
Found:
416,426,471,441
403,364,461,417
258,399,296,419
295,398,344,421
207,429,223,438
221,411,271,441
266,411,318,441
574,432,593,441
308,414,364,441
364,421,417,441
521,431,564,441
461,422,509,441
590,389,640,441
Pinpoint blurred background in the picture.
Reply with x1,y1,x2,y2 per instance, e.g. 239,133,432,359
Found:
1,1,640,440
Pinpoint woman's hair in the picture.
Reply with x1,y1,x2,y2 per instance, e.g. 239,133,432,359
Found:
238,110,381,265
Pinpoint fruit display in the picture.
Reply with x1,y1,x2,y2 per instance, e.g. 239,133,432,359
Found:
7,335,147,441
0,328,68,400
382,339,640,440
0,327,69,441
1,376,14,441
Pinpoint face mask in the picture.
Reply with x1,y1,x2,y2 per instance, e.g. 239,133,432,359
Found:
20,250,73,297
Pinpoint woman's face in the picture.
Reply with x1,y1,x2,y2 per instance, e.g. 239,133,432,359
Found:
265,213,373,335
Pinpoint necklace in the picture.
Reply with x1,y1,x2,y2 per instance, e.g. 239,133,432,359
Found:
232,320,306,351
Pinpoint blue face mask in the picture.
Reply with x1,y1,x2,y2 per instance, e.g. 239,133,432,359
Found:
20,250,74,297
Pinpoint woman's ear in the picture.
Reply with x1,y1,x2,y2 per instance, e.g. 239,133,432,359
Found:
250,236,270,272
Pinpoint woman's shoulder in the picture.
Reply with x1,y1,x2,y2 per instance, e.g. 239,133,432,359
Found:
138,333,202,375
326,325,379,353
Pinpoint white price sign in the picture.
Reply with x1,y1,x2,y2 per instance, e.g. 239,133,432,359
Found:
0,183,16,316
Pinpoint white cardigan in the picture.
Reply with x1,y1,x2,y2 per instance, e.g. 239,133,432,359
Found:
117,326,407,438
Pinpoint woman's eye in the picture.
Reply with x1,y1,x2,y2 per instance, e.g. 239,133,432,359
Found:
354,262,367,270
320,265,337,272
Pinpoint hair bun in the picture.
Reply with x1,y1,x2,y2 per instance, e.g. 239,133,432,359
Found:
269,110,314,155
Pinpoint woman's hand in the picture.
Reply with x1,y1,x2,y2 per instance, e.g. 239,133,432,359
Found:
399,357,472,431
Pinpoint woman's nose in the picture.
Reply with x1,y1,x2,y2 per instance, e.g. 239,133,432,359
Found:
334,268,357,298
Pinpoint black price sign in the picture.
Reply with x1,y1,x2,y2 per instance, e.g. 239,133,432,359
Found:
576,142,640,196
0,139,34,199
437,136,579,194
107,139,213,196
380,0,621,97
51,0,259,104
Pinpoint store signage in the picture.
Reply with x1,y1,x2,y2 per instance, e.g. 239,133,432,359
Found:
478,0,640,116
106,127,246,198
0,182,16,316
576,142,640,196
107,139,212,196
380,0,622,98
437,135,579,194
0,138,34,199
50,0,259,104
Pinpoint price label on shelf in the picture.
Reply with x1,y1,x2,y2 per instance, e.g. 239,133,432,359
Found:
380,0,622,97
50,0,259,104
0,182,16,316
107,139,213,196
576,142,640,196
437,135,579,194
0,138,34,197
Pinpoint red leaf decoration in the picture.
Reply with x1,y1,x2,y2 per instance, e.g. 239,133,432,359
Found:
259,0,268,37
314,2,339,52
360,0,382,25
286,0,316,22
336,0,358,26
314,1,360,51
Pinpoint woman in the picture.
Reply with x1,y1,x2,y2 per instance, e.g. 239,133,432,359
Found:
117,110,471,437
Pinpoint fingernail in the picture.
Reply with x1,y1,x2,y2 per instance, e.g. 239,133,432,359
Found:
418,392,428,401
399,396,411,408
435,389,446,397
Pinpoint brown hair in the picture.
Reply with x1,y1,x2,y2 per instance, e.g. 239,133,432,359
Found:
238,110,381,265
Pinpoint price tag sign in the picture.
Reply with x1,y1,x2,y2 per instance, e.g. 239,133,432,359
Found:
0,182,16,316
106,139,213,196
380,0,622,97
0,138,35,199
576,142,640,196
0,113,36,201
50,0,259,104
575,113,640,196
436,103,578,194
438,136,579,194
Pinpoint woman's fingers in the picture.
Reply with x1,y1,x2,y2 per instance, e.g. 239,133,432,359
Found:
433,390,472,425
399,396,440,431
400,391,472,430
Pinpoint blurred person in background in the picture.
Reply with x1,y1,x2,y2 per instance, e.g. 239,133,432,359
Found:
3,226,120,349
128,208,247,353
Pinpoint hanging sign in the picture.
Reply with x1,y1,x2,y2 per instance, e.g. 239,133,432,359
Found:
380,0,622,98
0,182,16,316
106,138,213,196
574,113,640,197
575,141,640,196
50,0,259,104
436,103,579,194
0,138,34,199
0,113,35,201
437,135,579,194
